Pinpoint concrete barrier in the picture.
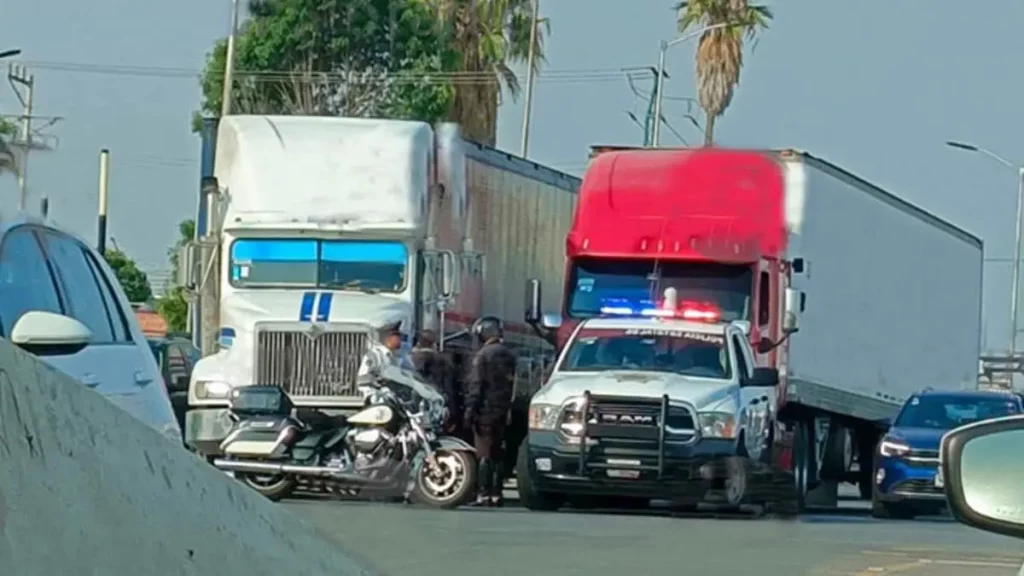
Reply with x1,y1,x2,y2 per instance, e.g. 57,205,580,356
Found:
0,337,376,576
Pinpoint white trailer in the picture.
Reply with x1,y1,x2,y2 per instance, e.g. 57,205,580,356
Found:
776,149,983,501
183,115,578,457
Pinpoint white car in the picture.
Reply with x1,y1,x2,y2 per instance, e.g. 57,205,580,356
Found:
516,306,785,512
0,213,182,444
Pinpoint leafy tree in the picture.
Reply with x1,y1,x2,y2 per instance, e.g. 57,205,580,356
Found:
424,0,549,146
194,0,460,131
0,118,15,174
156,219,195,334
675,0,772,145
105,249,154,303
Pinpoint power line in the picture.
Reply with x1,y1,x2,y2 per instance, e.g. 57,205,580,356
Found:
18,60,650,86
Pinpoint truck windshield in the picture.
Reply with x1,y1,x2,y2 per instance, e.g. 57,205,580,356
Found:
228,238,408,292
894,395,1020,430
566,259,753,321
558,327,731,379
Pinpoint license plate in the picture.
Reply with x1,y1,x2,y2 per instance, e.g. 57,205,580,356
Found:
934,470,944,488
607,469,640,479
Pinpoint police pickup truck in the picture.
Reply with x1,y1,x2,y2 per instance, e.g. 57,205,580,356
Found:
516,302,788,512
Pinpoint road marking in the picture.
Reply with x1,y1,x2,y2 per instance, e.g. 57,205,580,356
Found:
861,549,1022,566
853,559,929,575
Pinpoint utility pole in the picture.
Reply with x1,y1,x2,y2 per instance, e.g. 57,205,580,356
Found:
97,149,110,254
7,64,33,210
220,0,241,117
519,0,540,157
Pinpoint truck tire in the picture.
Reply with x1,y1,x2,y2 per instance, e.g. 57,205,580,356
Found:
871,499,915,520
516,438,565,512
819,421,850,481
791,419,813,513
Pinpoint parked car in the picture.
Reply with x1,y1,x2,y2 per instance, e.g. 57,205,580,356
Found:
148,336,199,436
940,414,1024,572
0,213,182,444
872,388,1021,519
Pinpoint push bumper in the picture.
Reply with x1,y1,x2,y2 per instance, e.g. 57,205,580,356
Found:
185,407,233,457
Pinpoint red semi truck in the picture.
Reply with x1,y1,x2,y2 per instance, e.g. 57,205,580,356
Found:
524,146,983,508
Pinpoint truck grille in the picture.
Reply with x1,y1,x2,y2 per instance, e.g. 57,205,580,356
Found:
254,330,366,398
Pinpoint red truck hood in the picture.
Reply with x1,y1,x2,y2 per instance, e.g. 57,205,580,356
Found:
569,148,786,262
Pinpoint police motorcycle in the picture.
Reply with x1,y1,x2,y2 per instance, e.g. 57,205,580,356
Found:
212,341,478,508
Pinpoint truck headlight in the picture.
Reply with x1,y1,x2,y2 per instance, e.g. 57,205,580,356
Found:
698,412,737,439
528,403,562,431
195,380,231,399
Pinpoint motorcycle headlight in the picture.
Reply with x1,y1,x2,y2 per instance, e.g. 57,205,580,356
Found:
698,412,737,439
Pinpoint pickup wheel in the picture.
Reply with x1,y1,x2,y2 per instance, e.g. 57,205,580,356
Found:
516,438,565,512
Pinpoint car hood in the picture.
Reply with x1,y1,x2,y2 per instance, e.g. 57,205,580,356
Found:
538,370,736,410
888,427,945,451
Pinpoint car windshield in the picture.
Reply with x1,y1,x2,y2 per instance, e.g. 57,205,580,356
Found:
895,395,1021,430
228,238,407,293
566,258,753,321
558,327,731,379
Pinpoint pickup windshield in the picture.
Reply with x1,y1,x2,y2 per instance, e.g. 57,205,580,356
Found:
566,258,753,321
228,238,408,292
558,327,731,379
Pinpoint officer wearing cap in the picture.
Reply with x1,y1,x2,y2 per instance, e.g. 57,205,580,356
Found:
464,318,516,507
358,320,413,379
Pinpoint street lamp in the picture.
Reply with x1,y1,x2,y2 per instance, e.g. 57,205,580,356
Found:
947,140,1024,358
651,22,732,146
0,49,21,60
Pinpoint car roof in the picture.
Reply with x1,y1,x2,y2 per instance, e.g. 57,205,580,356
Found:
0,211,93,246
913,388,1021,402
579,316,729,334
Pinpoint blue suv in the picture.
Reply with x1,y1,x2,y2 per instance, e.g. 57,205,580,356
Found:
872,389,1022,519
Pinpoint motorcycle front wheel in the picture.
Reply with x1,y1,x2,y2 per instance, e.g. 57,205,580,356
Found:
412,449,477,509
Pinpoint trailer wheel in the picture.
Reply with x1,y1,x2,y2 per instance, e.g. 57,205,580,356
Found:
791,419,813,513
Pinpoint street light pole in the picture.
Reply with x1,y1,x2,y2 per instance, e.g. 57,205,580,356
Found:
651,22,732,146
946,140,1024,358
220,0,240,117
519,0,540,158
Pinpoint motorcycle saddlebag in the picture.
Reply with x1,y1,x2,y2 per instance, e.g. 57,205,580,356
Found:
229,385,294,417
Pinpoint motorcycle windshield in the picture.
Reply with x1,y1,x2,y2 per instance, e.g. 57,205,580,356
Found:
377,363,445,404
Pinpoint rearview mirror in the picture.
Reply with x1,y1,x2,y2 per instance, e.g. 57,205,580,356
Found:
177,242,198,287
782,288,803,333
10,311,92,356
440,250,459,298
742,367,779,388
525,279,542,324
540,313,562,331
941,416,1024,540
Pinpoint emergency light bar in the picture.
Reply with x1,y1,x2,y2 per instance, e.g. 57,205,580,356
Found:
597,287,721,323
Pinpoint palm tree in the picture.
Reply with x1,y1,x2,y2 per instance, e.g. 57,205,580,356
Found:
424,0,548,146
675,0,772,146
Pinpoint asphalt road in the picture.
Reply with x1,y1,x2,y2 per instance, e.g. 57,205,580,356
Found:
284,488,1024,576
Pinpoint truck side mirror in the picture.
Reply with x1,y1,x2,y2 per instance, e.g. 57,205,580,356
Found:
440,251,459,298
782,288,803,333
525,279,542,324
177,242,198,287
540,313,562,330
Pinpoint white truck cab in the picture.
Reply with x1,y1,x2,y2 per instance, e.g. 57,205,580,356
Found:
516,297,783,511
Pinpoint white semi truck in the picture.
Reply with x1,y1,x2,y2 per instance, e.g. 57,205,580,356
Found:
181,115,579,458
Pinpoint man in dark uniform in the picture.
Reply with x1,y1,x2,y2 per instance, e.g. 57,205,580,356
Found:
410,329,461,433
463,320,517,507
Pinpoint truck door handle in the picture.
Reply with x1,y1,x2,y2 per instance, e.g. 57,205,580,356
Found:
134,370,153,386
82,373,101,388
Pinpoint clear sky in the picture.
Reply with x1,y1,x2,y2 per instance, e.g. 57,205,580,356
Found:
1,0,1022,351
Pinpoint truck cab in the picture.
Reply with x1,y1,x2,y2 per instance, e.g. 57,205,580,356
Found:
516,293,787,511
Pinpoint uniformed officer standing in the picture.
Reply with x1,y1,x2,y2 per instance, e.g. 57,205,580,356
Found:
463,320,517,507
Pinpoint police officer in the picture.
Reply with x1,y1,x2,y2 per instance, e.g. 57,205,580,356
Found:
463,318,516,507
410,329,461,431
358,320,412,379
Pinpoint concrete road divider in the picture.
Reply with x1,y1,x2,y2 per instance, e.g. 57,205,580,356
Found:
0,338,376,576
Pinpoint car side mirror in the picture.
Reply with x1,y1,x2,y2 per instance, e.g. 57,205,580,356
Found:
941,416,1024,540
742,367,779,388
539,313,562,330
525,279,542,324
10,311,92,356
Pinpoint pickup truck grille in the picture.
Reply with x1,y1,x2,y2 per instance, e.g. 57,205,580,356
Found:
254,329,366,399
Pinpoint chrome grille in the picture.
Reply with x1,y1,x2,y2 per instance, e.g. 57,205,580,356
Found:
254,330,366,398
